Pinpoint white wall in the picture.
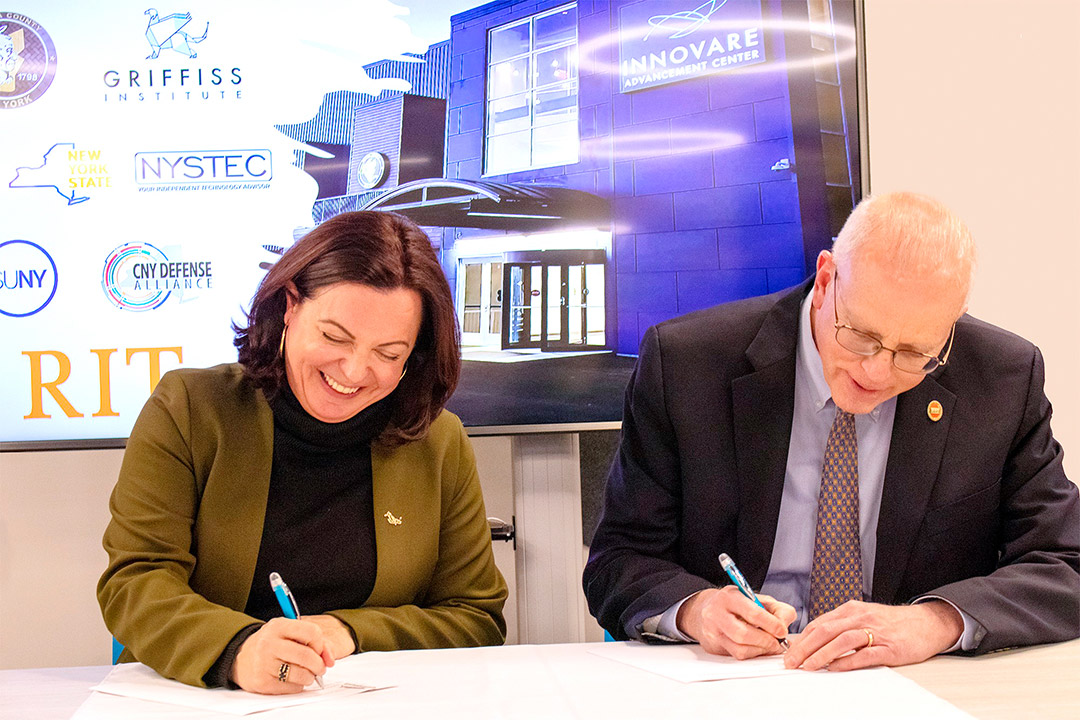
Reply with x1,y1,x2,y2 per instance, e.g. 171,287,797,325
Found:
2,0,1077,670
862,0,1079,480
0,449,121,668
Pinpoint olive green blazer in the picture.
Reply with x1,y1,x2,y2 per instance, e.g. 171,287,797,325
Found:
98,364,507,687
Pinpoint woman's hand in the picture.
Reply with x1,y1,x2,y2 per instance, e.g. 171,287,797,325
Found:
230,617,335,694
303,614,357,658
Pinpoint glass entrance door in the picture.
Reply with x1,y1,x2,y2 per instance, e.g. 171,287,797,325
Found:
502,260,605,351
458,259,503,349
504,263,543,349
567,262,605,348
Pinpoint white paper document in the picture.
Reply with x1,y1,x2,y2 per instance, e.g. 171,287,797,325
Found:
65,644,975,720
87,662,382,716
588,641,814,683
585,642,973,719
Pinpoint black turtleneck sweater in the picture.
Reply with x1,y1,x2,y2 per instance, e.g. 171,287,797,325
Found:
204,382,390,687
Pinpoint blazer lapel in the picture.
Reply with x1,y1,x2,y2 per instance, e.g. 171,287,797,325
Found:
367,442,435,606
873,375,955,603
193,383,274,611
731,282,806,587
227,400,275,608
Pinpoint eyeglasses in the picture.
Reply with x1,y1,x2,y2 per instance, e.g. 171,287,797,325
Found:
831,272,955,375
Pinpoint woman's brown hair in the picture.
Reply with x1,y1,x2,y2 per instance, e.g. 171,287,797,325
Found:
234,211,460,445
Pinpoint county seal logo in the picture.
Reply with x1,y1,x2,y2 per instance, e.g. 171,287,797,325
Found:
0,12,57,109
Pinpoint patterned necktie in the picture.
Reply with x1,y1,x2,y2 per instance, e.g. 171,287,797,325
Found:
808,409,863,620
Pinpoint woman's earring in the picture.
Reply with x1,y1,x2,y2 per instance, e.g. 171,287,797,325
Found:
279,325,288,358
399,363,408,381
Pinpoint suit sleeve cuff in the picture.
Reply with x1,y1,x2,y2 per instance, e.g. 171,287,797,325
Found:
913,595,984,652
637,594,698,643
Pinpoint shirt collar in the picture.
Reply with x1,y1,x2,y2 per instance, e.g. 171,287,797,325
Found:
797,289,884,422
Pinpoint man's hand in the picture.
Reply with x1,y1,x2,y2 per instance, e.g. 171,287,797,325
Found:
676,586,796,659
230,617,335,694
784,600,964,671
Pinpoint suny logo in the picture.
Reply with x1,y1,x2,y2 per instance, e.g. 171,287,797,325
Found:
0,12,58,109
0,239,58,317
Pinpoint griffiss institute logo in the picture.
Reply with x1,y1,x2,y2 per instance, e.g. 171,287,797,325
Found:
0,12,58,109
103,9,242,103
0,239,58,317
102,242,213,311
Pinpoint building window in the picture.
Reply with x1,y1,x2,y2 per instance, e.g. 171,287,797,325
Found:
485,4,578,176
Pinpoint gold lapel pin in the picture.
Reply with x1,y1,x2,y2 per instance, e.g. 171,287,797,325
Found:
383,510,403,526
927,400,943,422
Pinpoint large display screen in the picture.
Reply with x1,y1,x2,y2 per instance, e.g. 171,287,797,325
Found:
1,0,862,448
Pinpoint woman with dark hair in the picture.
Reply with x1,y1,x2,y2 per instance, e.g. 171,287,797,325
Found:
98,211,507,694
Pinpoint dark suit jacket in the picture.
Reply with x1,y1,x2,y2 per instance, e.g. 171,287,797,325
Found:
583,280,1079,653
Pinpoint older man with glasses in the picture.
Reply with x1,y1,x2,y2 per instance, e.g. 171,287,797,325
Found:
584,192,1079,672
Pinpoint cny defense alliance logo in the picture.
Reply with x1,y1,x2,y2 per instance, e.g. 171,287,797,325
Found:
102,242,213,311
0,12,57,109
0,239,58,317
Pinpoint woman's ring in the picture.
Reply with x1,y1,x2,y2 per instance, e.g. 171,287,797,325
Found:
862,629,874,649
278,663,290,683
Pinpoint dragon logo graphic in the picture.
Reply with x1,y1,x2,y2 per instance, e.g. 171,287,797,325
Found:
143,8,208,59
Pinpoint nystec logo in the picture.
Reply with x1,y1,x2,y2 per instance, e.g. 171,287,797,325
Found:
0,239,58,317
135,150,271,190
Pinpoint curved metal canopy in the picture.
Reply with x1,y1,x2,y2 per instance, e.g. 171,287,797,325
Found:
360,178,610,231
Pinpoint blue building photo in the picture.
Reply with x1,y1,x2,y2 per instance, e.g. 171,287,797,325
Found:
276,0,861,427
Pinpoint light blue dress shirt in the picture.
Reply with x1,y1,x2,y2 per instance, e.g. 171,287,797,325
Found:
758,289,895,631
652,290,978,650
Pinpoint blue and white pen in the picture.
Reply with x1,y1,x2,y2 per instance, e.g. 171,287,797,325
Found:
718,553,789,650
269,572,325,689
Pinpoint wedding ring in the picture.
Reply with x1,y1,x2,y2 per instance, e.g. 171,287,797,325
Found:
278,662,290,683
862,628,874,649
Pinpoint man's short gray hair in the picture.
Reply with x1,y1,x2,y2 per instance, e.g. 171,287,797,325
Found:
832,192,976,304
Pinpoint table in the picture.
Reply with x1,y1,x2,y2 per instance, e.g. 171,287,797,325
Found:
1,639,1077,720
894,638,1079,719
